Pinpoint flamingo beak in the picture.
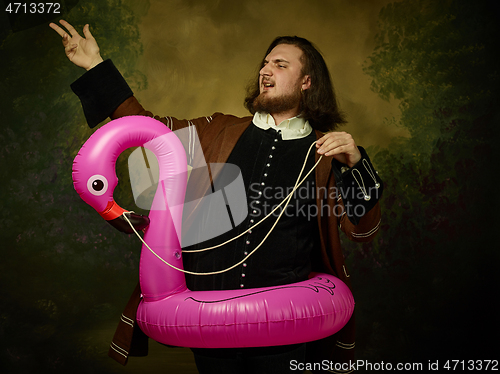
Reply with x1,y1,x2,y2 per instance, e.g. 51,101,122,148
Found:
99,200,150,234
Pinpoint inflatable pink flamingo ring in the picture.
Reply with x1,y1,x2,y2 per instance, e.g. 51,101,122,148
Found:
72,115,355,348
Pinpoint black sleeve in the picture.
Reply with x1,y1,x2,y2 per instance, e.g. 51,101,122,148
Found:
331,146,384,225
70,59,133,128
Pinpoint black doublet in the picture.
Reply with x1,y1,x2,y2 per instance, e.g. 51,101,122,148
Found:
183,125,319,291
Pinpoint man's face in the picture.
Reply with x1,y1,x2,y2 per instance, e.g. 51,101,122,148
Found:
253,44,311,117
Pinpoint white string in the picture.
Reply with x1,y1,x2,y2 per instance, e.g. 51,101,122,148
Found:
122,141,322,276
362,159,380,188
351,159,381,201
183,141,320,253
352,169,369,200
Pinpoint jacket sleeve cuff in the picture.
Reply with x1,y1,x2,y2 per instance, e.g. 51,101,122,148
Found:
331,146,383,225
70,59,133,128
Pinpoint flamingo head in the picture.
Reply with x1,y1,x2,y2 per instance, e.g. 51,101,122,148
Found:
72,122,150,234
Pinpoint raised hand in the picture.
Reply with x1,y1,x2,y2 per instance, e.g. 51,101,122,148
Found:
49,20,103,70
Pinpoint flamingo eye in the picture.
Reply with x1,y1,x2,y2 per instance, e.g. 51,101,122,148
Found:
87,175,108,196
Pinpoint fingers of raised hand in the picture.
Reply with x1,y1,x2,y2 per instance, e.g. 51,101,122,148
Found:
64,43,78,54
49,20,83,44
48,22,65,37
59,19,81,38
82,24,94,40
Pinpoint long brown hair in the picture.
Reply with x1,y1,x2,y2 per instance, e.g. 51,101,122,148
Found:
244,36,346,132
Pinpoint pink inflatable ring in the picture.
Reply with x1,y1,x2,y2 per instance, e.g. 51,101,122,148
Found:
72,116,354,348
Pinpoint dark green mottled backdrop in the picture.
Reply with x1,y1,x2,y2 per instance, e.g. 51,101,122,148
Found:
1,0,498,373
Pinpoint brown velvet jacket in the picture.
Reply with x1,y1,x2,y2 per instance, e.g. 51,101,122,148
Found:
106,97,382,372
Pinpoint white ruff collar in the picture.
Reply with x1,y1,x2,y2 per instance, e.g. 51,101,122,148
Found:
252,112,313,140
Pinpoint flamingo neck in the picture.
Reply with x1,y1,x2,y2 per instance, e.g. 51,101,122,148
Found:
138,131,188,301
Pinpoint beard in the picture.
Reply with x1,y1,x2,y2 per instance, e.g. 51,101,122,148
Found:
252,86,302,115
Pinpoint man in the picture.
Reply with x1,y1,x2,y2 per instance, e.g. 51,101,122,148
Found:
50,20,382,374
